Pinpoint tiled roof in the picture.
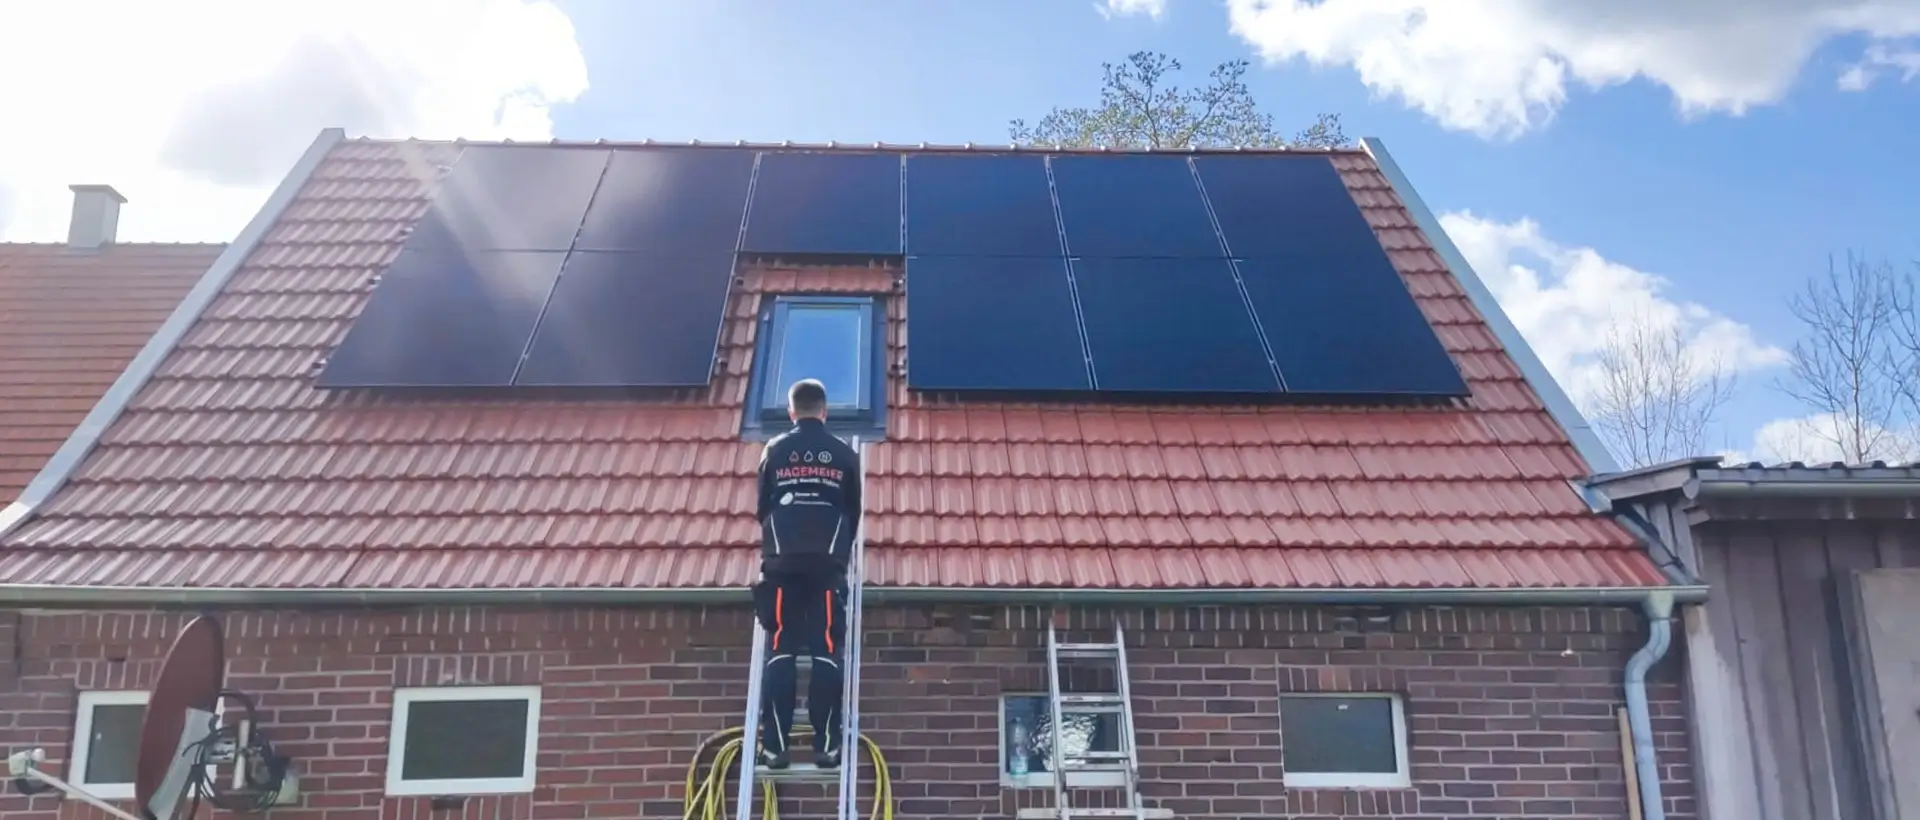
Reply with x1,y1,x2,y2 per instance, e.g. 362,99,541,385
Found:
0,242,220,500
0,138,1670,594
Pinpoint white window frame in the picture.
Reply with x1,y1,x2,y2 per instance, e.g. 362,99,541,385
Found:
1278,692,1411,789
385,685,542,796
996,693,1126,790
70,689,148,800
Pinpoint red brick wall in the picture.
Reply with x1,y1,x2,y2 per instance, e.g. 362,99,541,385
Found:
0,604,1692,820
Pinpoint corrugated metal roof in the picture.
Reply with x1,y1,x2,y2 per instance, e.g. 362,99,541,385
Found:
0,139,1667,593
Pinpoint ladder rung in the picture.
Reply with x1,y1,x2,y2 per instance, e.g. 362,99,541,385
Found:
1016,809,1173,819
1064,751,1131,762
1055,642,1120,657
755,762,843,783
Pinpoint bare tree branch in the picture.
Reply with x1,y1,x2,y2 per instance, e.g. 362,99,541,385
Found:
1008,51,1349,150
1587,310,1737,468
1774,253,1910,462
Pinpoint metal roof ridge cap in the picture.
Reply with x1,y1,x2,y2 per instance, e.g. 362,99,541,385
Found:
1359,137,1619,474
0,127,348,543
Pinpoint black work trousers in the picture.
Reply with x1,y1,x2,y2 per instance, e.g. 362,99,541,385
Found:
753,568,848,757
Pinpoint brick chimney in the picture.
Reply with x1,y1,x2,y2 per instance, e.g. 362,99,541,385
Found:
67,184,126,248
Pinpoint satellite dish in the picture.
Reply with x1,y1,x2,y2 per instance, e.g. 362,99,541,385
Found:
9,614,296,819
134,615,225,820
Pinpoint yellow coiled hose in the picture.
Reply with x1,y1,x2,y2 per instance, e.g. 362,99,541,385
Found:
681,726,894,820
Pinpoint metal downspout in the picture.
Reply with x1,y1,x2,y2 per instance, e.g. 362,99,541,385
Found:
1625,591,1675,820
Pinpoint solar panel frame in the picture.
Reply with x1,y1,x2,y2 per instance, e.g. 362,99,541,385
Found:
1191,154,1381,260
903,154,1064,257
404,146,610,252
741,151,904,256
1048,155,1225,258
1235,255,1470,397
903,256,1093,393
572,148,757,253
1069,257,1282,395
315,248,570,389
512,251,738,388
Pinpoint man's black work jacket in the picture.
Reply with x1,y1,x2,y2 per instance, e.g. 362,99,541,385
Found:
757,418,862,578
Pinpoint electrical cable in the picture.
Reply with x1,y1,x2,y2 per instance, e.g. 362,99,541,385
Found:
182,689,289,816
681,726,893,820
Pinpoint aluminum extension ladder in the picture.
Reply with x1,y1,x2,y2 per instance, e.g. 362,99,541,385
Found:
734,436,868,820
1020,622,1171,820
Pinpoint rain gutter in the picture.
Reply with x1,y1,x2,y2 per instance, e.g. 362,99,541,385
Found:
0,583,1706,609
1692,477,1920,498
0,128,349,542
1360,137,1619,474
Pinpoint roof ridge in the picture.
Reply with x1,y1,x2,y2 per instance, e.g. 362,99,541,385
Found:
343,134,1373,156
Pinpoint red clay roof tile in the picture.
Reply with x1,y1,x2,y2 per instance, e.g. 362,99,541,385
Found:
0,140,1667,592
0,242,219,500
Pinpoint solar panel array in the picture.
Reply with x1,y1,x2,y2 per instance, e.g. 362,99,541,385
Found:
316,145,1467,399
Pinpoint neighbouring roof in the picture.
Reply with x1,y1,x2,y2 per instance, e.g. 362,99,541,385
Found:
0,134,1675,597
1588,456,1920,522
0,242,221,501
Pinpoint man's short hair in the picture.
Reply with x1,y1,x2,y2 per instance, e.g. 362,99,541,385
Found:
788,379,828,416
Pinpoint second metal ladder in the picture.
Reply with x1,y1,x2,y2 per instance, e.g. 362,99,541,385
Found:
1021,622,1171,820
733,436,868,820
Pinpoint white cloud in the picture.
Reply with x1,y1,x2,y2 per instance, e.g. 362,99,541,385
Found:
1439,211,1788,406
0,0,588,243
1749,413,1920,463
1097,0,1168,20
1838,41,1920,90
1224,0,1920,138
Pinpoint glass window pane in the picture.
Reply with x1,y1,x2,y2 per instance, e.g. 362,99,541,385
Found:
771,305,864,409
1279,696,1398,774
84,703,145,784
401,698,530,781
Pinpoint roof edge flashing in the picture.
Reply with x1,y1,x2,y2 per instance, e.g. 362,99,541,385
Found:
0,582,1707,608
0,127,348,544
1360,137,1618,475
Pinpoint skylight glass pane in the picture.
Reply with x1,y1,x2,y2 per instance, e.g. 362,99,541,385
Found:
771,304,865,409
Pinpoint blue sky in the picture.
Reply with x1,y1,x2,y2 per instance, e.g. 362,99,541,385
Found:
2,0,1916,465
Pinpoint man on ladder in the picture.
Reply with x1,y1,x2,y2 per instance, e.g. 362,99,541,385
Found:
751,378,862,773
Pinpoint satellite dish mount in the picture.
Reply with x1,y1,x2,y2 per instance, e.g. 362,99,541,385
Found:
6,615,299,820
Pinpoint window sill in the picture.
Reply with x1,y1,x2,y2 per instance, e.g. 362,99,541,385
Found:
1000,770,1128,791
384,777,537,798
65,783,135,802
1283,774,1412,789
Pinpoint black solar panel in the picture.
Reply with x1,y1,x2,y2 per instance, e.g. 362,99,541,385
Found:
406,147,609,251
1237,257,1468,396
1049,155,1223,258
904,154,1061,256
742,152,902,255
514,251,736,387
1070,257,1280,394
315,249,568,388
574,148,755,252
904,257,1090,392
1191,155,1374,258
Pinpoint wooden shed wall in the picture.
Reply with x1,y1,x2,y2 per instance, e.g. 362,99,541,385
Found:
1633,501,1919,820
